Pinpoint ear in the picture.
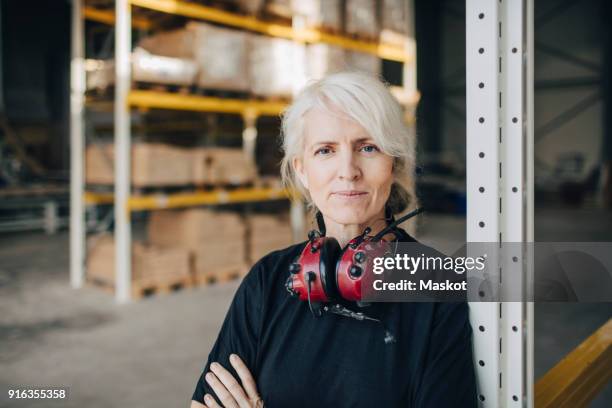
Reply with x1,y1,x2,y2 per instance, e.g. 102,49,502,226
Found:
292,156,309,190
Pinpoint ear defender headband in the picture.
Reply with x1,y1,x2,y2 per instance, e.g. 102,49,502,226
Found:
285,207,425,343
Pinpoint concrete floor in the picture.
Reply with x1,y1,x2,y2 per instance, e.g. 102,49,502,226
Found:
0,206,610,407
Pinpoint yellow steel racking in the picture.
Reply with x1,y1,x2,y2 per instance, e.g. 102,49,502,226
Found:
72,0,417,302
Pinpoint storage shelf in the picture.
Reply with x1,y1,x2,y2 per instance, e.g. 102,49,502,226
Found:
127,90,287,116
83,6,152,30
85,0,412,63
85,187,290,210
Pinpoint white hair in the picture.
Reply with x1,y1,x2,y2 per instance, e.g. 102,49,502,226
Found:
280,71,418,223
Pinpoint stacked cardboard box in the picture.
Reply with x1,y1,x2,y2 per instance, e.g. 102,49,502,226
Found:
148,209,247,282
85,142,193,187
249,36,306,97
248,213,294,262
87,235,190,286
345,0,379,39
138,22,250,91
192,147,257,186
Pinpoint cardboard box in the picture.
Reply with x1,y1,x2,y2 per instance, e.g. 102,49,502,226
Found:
192,147,257,186
138,28,195,59
248,213,294,261
149,208,246,252
148,209,247,277
87,235,190,285
86,143,193,187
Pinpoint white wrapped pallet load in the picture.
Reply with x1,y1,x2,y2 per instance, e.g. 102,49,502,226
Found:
345,0,379,39
249,36,306,97
346,51,381,77
292,0,342,32
186,22,251,92
131,47,198,86
138,23,250,91
381,0,410,35
305,44,346,80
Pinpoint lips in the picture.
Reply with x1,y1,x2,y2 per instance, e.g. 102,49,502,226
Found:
332,190,368,197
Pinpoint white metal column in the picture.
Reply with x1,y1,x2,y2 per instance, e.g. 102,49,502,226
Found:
115,0,132,303
466,0,533,407
70,0,86,289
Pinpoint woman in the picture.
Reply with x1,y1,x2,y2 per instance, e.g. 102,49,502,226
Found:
191,72,477,407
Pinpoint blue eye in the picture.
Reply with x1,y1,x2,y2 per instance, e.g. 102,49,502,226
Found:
360,145,379,153
315,147,332,156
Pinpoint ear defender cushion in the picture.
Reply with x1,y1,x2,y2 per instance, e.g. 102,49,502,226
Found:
318,237,342,301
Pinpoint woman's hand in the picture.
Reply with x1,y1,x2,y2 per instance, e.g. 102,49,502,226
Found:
201,353,263,408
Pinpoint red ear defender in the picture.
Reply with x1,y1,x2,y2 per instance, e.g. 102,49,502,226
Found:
285,208,425,304
285,207,424,344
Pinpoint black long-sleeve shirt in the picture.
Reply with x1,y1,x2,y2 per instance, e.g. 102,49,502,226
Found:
191,228,478,407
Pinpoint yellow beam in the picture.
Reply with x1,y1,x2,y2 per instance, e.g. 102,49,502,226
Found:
85,188,290,210
83,6,152,30
128,0,412,63
85,191,115,205
129,187,290,210
535,319,612,407
127,90,287,116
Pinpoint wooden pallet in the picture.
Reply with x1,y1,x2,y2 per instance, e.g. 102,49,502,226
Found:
87,274,194,300
133,81,193,94
194,264,248,286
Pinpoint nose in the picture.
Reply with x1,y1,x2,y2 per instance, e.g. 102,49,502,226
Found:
337,150,361,181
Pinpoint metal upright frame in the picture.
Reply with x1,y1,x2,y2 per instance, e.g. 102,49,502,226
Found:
70,0,86,289
466,1,534,407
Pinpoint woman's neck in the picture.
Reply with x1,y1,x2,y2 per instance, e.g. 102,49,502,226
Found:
322,210,393,248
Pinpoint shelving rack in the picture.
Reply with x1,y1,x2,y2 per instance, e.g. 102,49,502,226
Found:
70,0,417,303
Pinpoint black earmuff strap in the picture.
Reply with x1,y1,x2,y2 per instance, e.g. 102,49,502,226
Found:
316,210,326,236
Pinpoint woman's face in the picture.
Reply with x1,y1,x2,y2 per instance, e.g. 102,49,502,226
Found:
293,106,394,226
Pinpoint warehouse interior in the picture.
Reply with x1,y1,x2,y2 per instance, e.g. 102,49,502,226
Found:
0,0,611,406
